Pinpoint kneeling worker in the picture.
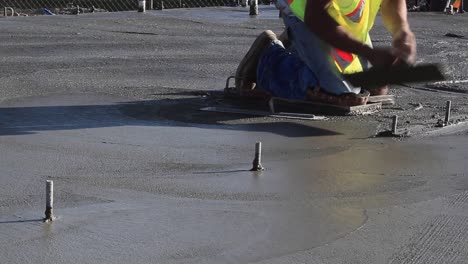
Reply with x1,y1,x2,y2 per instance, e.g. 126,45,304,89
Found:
235,0,417,106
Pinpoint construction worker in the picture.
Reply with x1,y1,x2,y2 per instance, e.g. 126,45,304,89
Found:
235,0,417,106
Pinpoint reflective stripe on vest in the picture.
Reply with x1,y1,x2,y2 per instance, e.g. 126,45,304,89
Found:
330,48,354,72
345,0,365,23
286,0,378,74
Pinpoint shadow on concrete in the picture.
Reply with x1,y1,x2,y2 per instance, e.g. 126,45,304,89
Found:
0,98,340,138
0,219,44,224
192,169,251,174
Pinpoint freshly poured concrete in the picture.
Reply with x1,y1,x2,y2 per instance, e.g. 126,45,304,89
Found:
1,7,468,264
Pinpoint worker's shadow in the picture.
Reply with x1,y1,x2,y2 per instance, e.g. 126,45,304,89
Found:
0,94,340,138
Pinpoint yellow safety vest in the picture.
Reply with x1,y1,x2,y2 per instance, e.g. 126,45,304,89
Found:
287,0,382,74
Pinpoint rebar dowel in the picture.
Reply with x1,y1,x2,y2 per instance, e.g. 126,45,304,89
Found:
251,142,264,171
138,0,146,12
445,100,452,126
392,115,398,134
249,0,258,15
44,180,54,222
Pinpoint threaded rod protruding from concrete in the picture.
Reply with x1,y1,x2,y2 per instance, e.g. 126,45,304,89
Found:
251,142,264,171
391,115,398,134
44,180,54,222
249,0,258,15
444,100,452,126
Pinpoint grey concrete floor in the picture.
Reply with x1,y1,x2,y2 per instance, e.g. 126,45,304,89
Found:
1,6,468,264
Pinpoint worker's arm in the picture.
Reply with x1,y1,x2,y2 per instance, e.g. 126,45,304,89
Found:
381,0,410,35
303,0,399,67
381,0,417,64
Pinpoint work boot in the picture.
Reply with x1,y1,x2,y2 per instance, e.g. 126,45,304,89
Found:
306,87,370,106
235,30,278,92
369,85,389,96
362,82,389,96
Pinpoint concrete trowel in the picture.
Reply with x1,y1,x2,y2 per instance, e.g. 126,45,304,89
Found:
343,63,445,88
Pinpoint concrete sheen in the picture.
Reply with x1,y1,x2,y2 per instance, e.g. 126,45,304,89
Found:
1,7,468,264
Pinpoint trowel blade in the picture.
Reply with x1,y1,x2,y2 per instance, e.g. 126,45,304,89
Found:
343,63,445,88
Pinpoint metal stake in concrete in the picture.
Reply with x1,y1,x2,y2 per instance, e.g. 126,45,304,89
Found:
444,100,452,126
249,0,258,16
251,142,265,171
391,115,398,135
138,0,146,12
44,180,54,222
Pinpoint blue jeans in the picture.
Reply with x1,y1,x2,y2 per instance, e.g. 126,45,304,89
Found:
257,41,318,100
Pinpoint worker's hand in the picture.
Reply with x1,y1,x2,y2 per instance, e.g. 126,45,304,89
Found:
362,47,398,68
392,29,417,65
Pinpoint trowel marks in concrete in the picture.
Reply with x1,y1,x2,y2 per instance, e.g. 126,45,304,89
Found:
388,191,468,264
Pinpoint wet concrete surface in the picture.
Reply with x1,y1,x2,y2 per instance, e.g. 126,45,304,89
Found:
1,7,468,263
